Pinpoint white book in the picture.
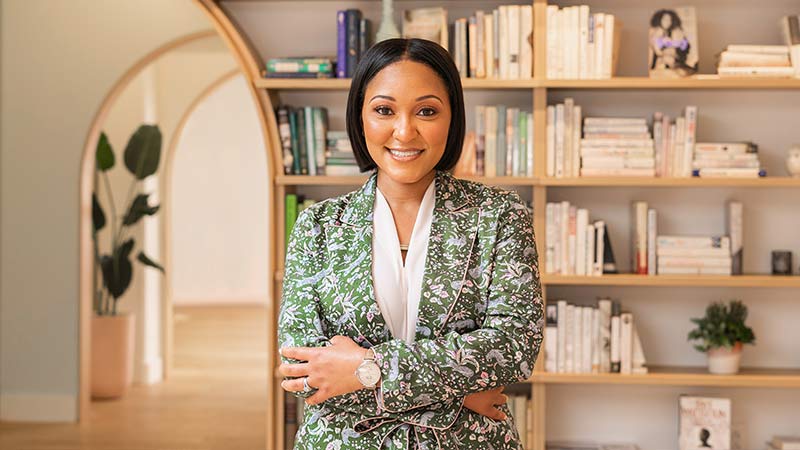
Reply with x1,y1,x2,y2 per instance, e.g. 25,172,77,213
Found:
565,303,575,373
658,256,733,268
587,14,596,79
484,13,495,79
555,103,565,177
585,117,648,126
507,5,521,79
520,5,533,79
632,325,648,374
557,300,568,372
527,112,534,176
598,298,612,373
727,201,743,275
657,235,731,249
507,108,518,176
546,107,556,177
591,307,600,373
498,6,509,79
586,223,596,279
679,397,731,450
546,5,559,79
564,98,574,177
717,66,796,77
552,203,562,274
653,112,664,177
468,16,478,78
620,312,633,375
593,13,605,79
554,8,565,78
514,396,528,448
578,5,590,79
575,209,589,275
602,14,615,78
658,266,733,275
545,304,558,373
485,106,497,176
493,9,501,78
657,247,731,258
545,203,556,274
631,201,648,275
673,116,686,177
567,206,577,275
667,122,677,176
572,105,582,176
593,220,605,276
647,209,657,275
581,168,656,177
695,167,763,178
561,202,570,273
582,306,593,373
727,44,789,55
683,106,698,177
573,304,583,373
609,302,620,372
476,11,486,79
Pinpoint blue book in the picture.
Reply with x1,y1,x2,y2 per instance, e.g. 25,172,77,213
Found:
336,11,347,78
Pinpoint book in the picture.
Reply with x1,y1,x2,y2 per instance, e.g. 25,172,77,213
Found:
545,304,558,373
276,106,294,175
727,202,743,275
631,201,648,274
647,209,657,275
648,7,699,78
678,396,731,450
402,7,448,48
619,312,633,374
609,301,621,373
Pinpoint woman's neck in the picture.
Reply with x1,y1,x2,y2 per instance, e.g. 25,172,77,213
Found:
376,170,436,208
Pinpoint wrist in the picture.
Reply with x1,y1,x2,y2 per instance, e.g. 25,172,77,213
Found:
354,348,381,389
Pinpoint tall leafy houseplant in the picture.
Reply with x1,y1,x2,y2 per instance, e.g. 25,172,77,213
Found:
687,300,755,374
93,125,165,315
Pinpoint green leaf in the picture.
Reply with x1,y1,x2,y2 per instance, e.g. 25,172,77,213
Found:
92,193,106,232
96,132,115,171
124,125,162,180
123,193,160,226
99,238,135,299
137,251,165,273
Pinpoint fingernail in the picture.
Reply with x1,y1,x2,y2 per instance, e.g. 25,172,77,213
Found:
501,414,507,420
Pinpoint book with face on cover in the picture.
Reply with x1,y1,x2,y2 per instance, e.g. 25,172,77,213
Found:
648,7,699,77
402,7,448,49
678,396,731,450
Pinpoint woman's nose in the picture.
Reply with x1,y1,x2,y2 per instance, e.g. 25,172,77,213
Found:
392,114,417,142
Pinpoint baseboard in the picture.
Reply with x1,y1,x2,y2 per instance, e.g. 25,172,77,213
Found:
0,393,77,422
134,356,163,385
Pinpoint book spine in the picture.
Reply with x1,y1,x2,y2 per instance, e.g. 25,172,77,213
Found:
657,235,731,249
520,5,533,79
555,103,565,178
294,109,308,175
598,298,611,372
647,208,657,276
346,9,361,78
602,14,615,78
336,11,347,78
476,11,486,78
468,16,478,78
564,98,574,177
582,306,593,373
476,106,486,176
653,112,664,177
546,105,556,176
313,108,328,175
560,201,570,274
553,203,562,274
593,220,605,276
498,6,509,79
545,304,558,373
610,301,620,373
632,325,648,374
683,106,698,177
572,105,582,176
620,312,633,375
507,5,521,79
565,304,574,373
585,223,595,279
573,305,583,373
546,203,556,274
527,112,534,176
557,300,567,373
591,307,600,373
267,60,334,74
632,201,649,274
304,106,317,176
507,108,517,176
285,194,298,248
493,9,501,78
359,18,370,59
277,106,294,175
546,6,558,79
484,13,495,79
567,206,577,275
578,5,589,79
728,201,744,275
576,209,589,276
497,105,507,176
485,106,497,176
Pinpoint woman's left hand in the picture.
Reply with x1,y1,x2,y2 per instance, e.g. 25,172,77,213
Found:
279,335,368,405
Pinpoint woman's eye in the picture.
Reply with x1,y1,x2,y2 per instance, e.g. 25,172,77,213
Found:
375,106,393,116
418,108,437,117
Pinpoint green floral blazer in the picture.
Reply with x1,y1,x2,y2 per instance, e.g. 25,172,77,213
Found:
279,170,544,449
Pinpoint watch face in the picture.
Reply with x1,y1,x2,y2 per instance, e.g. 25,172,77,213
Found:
357,362,381,387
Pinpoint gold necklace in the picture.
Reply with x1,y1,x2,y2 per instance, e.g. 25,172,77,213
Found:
399,244,409,251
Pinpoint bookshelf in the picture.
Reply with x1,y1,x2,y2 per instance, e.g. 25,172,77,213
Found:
198,0,800,448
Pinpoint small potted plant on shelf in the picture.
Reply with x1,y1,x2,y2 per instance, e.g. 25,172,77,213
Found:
92,125,165,399
687,300,755,375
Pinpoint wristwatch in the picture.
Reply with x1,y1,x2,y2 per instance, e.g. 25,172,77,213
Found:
354,348,381,388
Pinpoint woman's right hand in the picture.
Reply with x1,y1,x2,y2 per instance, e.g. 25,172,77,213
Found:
463,386,508,421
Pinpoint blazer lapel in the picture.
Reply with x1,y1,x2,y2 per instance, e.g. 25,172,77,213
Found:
324,170,391,347
414,171,481,341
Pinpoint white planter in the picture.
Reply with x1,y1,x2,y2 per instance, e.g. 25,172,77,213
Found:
707,343,743,375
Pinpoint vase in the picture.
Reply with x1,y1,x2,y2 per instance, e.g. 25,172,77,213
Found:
706,342,743,375
375,0,401,43
91,313,136,399
787,145,800,178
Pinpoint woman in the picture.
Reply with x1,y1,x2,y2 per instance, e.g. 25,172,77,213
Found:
278,38,543,449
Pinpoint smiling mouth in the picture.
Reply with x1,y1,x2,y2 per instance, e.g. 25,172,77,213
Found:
386,147,424,158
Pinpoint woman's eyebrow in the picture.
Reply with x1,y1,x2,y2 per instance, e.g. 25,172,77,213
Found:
369,94,443,103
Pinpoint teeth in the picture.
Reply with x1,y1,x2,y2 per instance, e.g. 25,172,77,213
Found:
389,149,423,157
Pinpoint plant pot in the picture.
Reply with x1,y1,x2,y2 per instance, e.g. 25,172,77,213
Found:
91,313,135,399
706,342,743,375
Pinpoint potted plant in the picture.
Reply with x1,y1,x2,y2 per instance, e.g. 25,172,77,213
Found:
91,125,165,398
687,300,755,375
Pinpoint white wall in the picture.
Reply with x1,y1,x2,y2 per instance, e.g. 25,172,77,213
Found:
170,75,269,306
0,0,211,422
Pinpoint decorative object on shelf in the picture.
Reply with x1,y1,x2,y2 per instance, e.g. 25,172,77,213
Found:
92,126,165,399
375,0,400,43
402,7,448,48
786,143,800,177
771,250,793,275
648,7,699,78
687,300,755,375
678,396,731,450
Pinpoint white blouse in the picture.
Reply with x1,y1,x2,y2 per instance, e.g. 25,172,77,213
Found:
371,178,436,344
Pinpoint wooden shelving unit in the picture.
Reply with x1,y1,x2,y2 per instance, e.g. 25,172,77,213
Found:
200,0,800,448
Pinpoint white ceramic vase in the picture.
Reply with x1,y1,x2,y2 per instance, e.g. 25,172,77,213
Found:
787,145,800,178
707,342,743,375
375,0,401,43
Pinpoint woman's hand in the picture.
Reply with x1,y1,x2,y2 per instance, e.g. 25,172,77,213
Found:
279,335,367,406
463,386,508,421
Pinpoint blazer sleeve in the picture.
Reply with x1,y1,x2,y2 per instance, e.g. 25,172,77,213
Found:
371,192,544,413
277,208,465,430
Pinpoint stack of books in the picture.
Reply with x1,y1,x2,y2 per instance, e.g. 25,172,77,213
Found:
447,5,533,79
692,142,765,178
325,131,360,176
459,105,533,177
276,105,329,175
716,44,795,78
337,9,371,78
546,5,621,79
264,57,334,79
656,236,733,275
580,117,656,177
545,201,616,276
544,298,648,375
546,98,582,178
651,106,697,178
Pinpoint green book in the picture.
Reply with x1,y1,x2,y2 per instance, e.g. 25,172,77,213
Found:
285,194,298,249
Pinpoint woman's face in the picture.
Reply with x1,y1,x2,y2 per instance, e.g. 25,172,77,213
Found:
660,13,672,29
361,59,451,186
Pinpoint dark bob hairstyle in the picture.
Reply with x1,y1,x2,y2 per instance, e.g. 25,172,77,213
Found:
345,38,465,173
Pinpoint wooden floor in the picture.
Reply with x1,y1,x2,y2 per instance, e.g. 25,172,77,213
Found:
0,305,269,450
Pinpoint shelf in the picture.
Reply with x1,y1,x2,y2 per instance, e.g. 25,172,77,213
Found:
544,75,800,89
531,366,800,388
275,175,538,186
542,274,800,288
256,77,539,90
541,177,800,187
